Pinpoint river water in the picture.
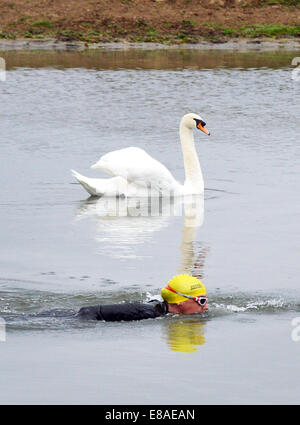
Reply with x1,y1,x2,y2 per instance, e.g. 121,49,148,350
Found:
0,48,299,404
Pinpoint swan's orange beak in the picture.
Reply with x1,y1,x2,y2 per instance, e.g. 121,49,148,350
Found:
197,122,210,135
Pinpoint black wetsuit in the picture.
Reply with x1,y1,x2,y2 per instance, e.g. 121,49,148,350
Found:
76,300,169,322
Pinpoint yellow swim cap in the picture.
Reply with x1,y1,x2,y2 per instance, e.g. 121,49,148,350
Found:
161,274,206,304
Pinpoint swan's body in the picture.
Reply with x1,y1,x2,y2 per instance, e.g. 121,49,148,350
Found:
72,113,210,197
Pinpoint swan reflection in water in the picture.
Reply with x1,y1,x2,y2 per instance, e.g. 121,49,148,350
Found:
164,319,206,353
74,194,205,261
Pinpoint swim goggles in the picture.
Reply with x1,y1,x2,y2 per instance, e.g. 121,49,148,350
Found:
166,285,208,306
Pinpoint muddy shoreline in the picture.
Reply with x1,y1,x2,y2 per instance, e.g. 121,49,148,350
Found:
1,37,300,52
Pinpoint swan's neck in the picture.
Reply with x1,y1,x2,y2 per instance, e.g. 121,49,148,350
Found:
180,124,203,193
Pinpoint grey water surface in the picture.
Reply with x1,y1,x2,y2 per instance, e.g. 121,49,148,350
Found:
0,48,299,404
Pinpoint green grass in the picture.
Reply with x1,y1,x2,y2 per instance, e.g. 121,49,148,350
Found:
19,16,31,23
261,0,300,5
221,28,238,35
23,31,45,39
238,24,300,37
1,19,300,44
199,22,300,39
0,31,16,39
30,20,54,28
243,0,300,6
181,20,196,28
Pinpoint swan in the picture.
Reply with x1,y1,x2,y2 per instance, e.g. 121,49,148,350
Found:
71,113,210,197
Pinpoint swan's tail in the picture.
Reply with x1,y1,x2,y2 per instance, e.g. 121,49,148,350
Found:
71,169,102,196
71,170,129,197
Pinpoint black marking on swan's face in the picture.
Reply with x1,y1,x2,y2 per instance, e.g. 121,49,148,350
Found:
193,118,210,135
193,118,206,128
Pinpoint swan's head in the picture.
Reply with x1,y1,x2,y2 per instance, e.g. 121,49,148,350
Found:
181,113,210,136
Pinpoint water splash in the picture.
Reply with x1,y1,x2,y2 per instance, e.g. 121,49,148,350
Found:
1,286,299,331
210,294,297,316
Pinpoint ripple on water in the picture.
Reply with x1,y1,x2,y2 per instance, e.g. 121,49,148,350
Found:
1,286,299,332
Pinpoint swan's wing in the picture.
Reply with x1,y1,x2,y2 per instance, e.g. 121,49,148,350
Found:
71,169,128,197
93,147,179,191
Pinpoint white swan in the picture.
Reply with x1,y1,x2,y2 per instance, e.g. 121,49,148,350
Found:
71,113,210,197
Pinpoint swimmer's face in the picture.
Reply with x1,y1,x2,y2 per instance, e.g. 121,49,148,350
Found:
179,298,208,315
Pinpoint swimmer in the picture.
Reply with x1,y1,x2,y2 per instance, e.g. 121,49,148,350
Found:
77,274,208,322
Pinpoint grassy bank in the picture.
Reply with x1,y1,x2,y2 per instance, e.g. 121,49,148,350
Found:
0,0,299,44
1,24,299,44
